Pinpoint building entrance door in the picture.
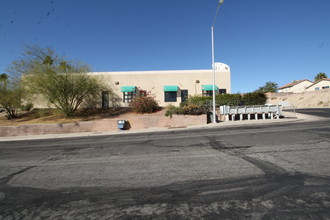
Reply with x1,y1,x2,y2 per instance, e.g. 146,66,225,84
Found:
181,90,188,103
102,91,109,109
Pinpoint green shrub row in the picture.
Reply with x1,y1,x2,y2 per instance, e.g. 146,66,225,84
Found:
165,104,205,117
182,92,266,108
241,92,267,105
165,92,267,117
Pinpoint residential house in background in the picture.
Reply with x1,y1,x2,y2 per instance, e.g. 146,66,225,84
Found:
278,79,313,93
306,78,330,91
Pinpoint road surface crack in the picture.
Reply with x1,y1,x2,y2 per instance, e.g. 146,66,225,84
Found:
205,136,294,178
206,136,251,151
0,166,36,186
241,156,289,177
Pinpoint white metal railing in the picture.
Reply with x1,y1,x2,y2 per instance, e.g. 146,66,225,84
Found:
219,105,282,122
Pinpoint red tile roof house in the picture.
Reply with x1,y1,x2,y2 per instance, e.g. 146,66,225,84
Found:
306,78,330,91
278,79,313,93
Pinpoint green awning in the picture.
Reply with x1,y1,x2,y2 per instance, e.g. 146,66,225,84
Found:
202,84,218,91
121,86,136,92
163,85,179,92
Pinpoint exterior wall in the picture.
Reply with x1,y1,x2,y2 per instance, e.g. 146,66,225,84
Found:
278,88,289,93
27,94,55,109
0,114,206,137
91,66,231,107
278,81,312,93
307,80,330,91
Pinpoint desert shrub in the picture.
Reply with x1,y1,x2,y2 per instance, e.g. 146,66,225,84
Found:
0,87,23,119
242,92,267,105
185,94,243,108
189,92,267,107
215,93,242,106
165,92,267,117
181,104,205,115
21,102,34,111
186,95,212,109
12,46,107,118
165,103,206,117
130,94,160,114
34,108,53,118
165,104,181,117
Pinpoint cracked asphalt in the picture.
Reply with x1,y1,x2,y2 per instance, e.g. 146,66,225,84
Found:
1,109,330,219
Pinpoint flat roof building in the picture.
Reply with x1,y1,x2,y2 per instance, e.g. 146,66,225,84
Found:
91,62,231,107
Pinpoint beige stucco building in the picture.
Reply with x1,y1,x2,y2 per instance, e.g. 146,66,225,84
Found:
278,79,313,93
91,62,231,107
306,78,330,91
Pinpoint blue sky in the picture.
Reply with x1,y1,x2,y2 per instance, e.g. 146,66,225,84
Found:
0,0,329,93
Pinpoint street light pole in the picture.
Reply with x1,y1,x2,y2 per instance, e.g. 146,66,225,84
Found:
211,0,224,123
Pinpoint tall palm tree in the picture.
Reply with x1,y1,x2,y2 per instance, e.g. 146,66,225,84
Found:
0,73,8,89
315,72,327,81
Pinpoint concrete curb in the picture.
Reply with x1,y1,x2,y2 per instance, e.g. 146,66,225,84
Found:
0,112,320,142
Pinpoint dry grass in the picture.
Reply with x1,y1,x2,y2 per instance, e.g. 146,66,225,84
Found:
0,108,133,126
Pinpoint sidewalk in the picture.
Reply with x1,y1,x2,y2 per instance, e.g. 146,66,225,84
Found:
0,111,321,142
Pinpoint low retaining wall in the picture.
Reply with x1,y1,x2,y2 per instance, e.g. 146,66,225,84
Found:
0,114,206,137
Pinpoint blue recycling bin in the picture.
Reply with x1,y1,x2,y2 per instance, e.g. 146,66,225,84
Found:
117,120,126,130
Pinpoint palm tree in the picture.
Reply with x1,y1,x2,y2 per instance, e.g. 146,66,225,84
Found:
314,72,327,81
0,73,8,81
0,73,8,89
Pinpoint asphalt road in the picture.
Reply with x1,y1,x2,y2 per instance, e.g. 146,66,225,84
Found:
292,108,330,118
1,112,330,219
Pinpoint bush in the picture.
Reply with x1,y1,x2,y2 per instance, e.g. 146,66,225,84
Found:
215,93,242,106
181,104,205,115
165,104,181,117
242,92,267,105
130,94,160,114
21,102,34,111
0,86,23,119
185,94,243,108
165,103,206,117
34,108,53,118
165,92,267,117
186,95,212,109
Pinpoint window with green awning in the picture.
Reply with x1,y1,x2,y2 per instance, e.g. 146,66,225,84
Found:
202,84,219,97
202,84,219,91
163,85,179,92
121,86,136,92
163,85,178,102
121,86,137,103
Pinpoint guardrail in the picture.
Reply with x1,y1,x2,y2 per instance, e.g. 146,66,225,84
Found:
219,105,282,122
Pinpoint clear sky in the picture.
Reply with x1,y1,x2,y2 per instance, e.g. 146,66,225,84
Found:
1,0,329,93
